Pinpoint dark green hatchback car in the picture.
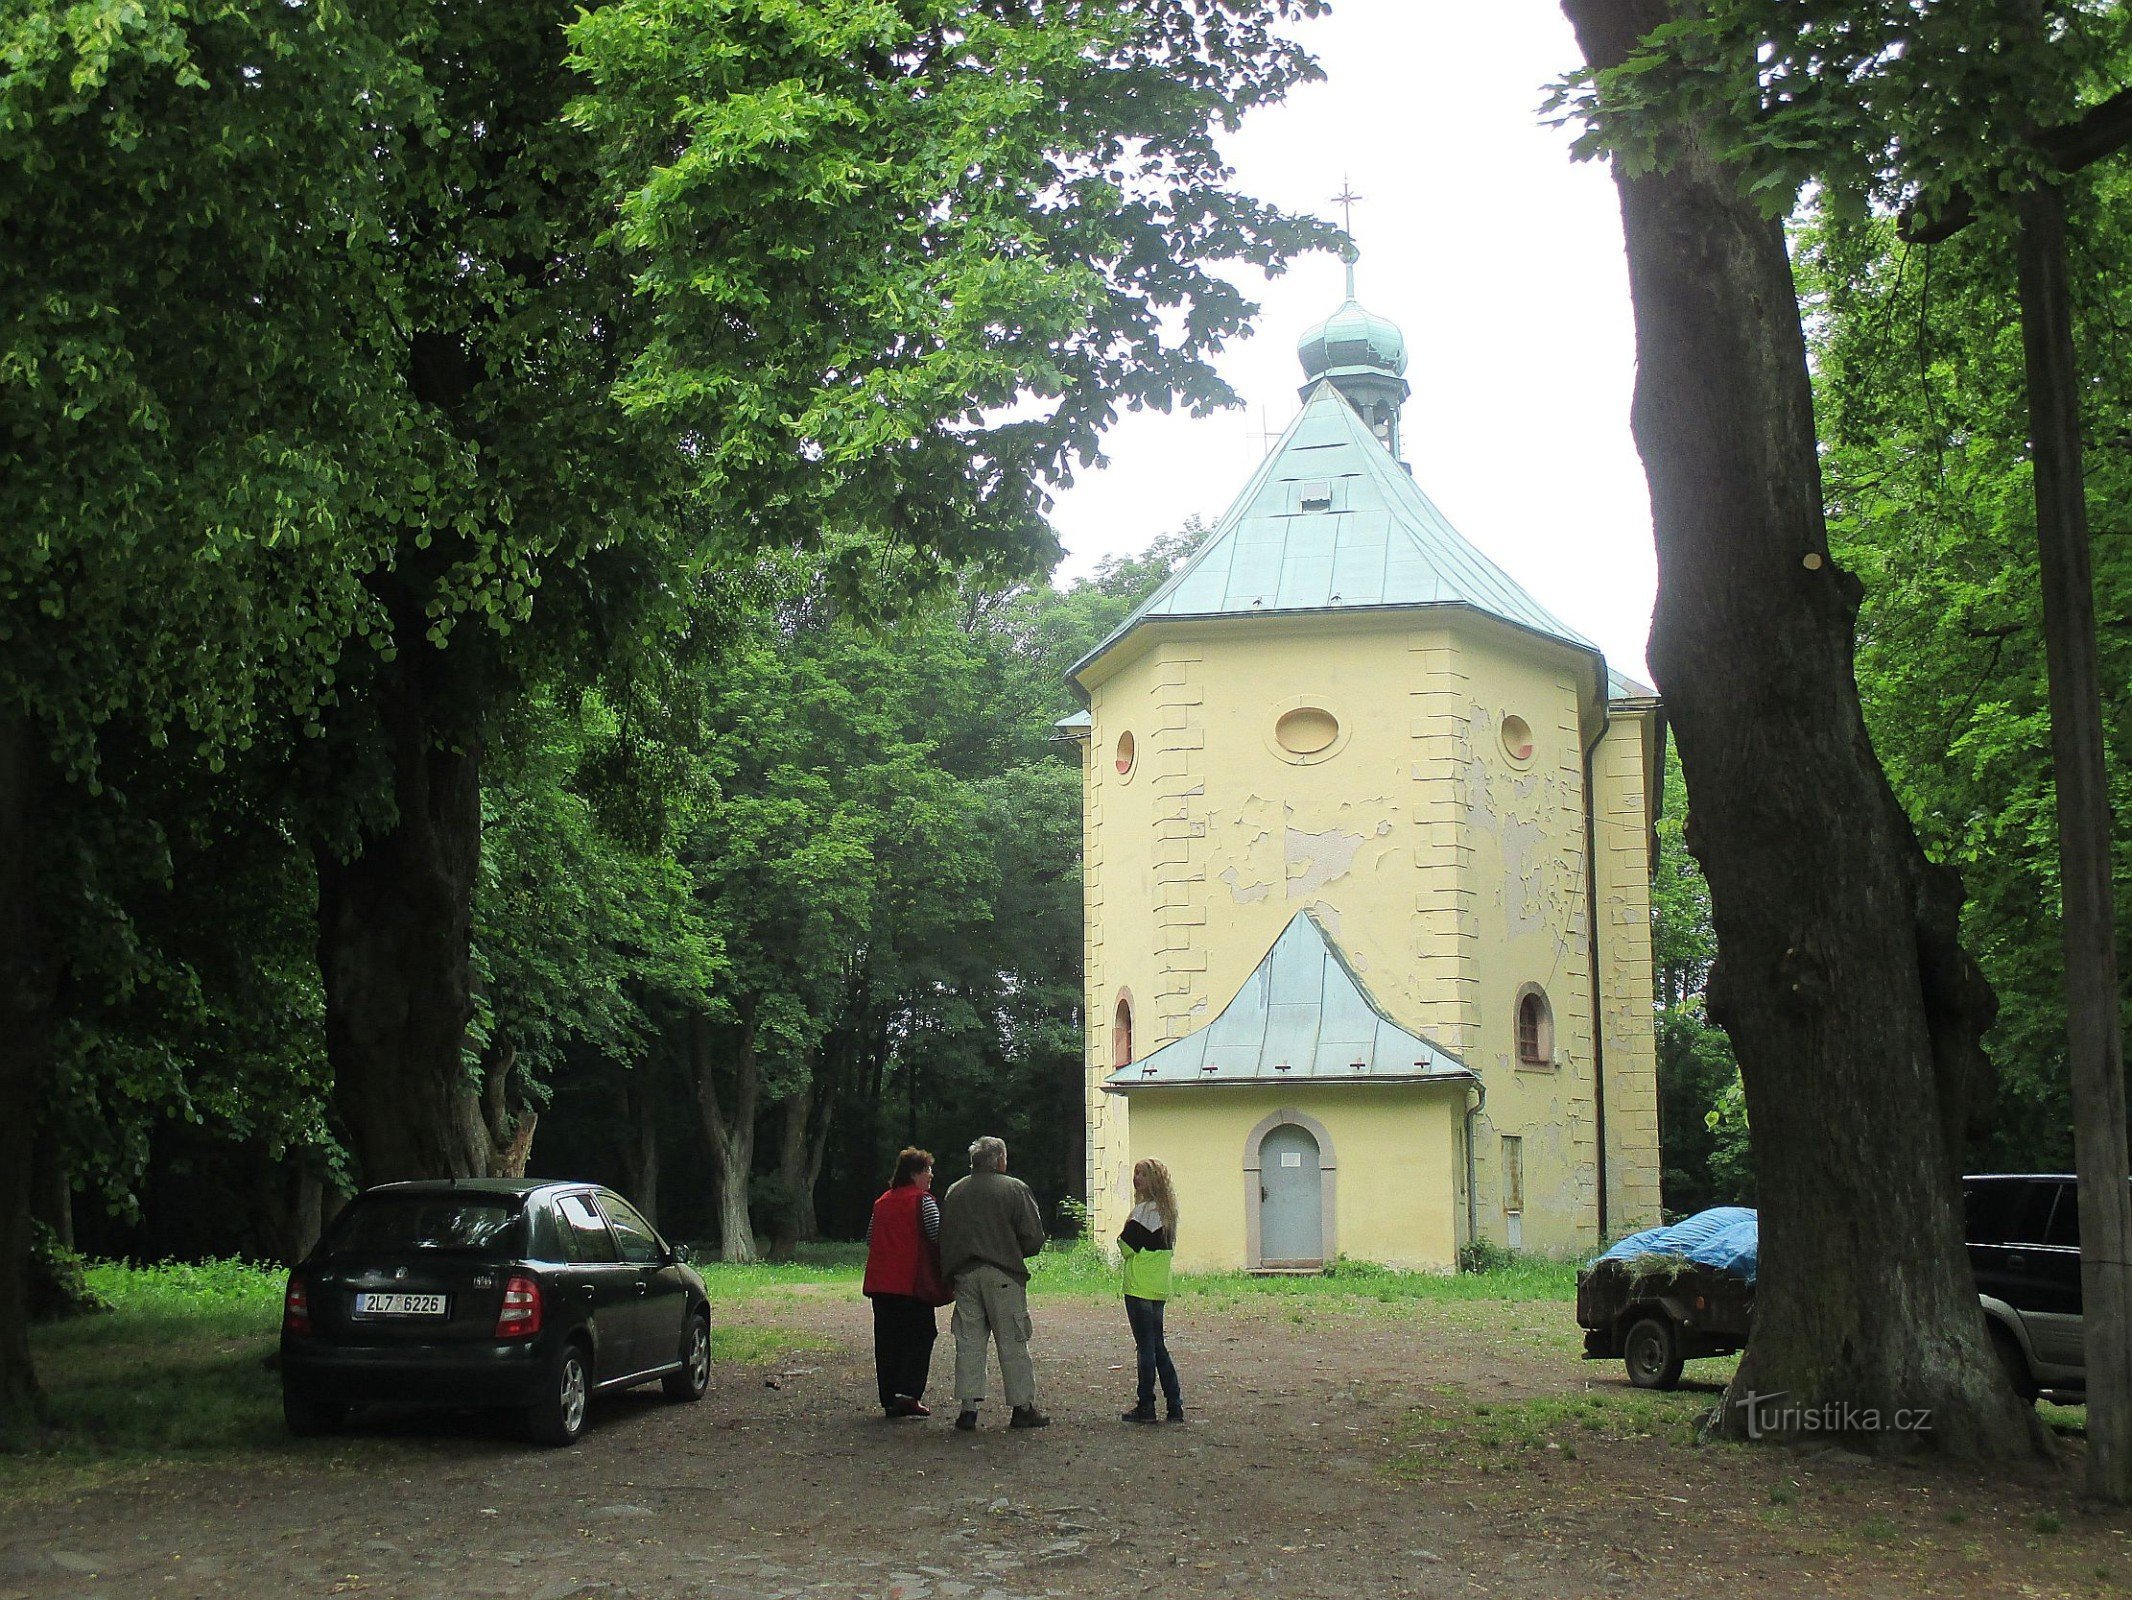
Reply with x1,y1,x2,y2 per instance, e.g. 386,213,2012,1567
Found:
280,1179,710,1445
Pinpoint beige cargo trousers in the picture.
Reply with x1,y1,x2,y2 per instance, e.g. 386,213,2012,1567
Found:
950,1262,1037,1409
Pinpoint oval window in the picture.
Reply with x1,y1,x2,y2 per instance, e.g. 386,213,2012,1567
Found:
1115,730,1136,777
1501,714,1535,764
1275,707,1340,757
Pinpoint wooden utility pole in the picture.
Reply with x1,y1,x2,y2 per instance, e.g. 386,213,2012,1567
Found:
2012,179,2132,1502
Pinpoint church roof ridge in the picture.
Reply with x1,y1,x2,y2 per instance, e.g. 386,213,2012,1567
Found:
1103,908,1473,1091
1069,382,1598,685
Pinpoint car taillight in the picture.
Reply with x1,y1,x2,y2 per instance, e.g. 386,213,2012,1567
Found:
283,1274,311,1336
495,1274,543,1339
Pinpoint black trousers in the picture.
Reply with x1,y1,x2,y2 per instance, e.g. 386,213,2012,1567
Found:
870,1293,938,1407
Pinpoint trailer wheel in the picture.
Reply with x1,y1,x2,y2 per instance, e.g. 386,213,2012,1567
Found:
1624,1316,1684,1391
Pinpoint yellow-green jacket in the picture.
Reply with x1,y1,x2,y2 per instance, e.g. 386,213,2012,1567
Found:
1118,1201,1174,1300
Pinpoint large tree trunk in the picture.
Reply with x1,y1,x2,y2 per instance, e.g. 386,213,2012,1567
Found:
1564,0,2043,1457
0,710,52,1429
685,1012,759,1263
453,1039,538,1179
767,1074,838,1259
315,663,485,1185
2013,179,2132,1499
621,1069,661,1227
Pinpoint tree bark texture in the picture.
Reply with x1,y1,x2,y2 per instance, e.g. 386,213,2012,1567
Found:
622,1070,661,1227
686,1012,759,1263
0,710,51,1428
767,1076,837,1259
1564,0,2043,1457
315,666,486,1185
2014,179,2132,1500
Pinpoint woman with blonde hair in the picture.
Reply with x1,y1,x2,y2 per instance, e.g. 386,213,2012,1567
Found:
1117,1157,1184,1423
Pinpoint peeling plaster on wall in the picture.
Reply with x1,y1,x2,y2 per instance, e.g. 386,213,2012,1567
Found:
1500,812,1552,939
1286,824,1366,899
1375,819,1394,837
1220,866,1272,906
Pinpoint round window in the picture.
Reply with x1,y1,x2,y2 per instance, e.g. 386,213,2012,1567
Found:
1115,730,1136,777
1274,707,1340,757
1500,714,1535,765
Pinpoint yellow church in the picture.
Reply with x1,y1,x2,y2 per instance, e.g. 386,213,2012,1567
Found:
1062,262,1665,1272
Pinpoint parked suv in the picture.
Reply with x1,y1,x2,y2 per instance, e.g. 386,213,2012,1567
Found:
1964,1173,2085,1401
281,1179,710,1445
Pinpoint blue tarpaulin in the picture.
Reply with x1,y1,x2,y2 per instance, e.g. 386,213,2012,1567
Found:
1597,1206,1759,1284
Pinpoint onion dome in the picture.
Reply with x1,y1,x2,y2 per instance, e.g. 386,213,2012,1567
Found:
1297,296,1408,383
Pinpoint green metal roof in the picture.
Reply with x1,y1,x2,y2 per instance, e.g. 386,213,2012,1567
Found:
1608,666,1657,702
1104,910,1471,1091
1071,381,1597,683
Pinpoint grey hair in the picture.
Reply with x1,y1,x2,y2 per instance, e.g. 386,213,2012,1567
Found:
968,1136,1008,1173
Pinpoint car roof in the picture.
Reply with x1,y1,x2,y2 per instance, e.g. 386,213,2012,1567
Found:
1962,1173,2077,1183
357,1179,595,1201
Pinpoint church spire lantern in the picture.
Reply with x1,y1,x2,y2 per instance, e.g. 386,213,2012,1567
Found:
1296,184,1409,457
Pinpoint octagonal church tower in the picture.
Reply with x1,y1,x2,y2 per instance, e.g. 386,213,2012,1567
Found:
1063,265,1665,1270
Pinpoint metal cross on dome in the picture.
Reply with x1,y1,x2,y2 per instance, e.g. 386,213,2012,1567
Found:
1333,177,1362,296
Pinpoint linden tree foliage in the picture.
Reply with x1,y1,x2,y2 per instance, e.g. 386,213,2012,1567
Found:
0,0,428,770
566,0,1336,591
1800,184,2132,1168
1551,2,2130,219
474,687,723,1089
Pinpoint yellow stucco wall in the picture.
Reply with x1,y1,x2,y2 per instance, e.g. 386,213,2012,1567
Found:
1119,1085,1465,1272
1077,607,1663,1264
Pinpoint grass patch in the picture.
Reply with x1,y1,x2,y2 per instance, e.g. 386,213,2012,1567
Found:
6,1258,832,1488
695,1240,1580,1306
5,1259,290,1486
713,1325,835,1366
1394,1386,1714,1475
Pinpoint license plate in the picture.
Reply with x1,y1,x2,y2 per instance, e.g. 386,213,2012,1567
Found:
354,1292,449,1318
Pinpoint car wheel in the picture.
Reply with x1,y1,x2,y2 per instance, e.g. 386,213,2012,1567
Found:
664,1311,711,1403
526,1340,591,1446
282,1384,346,1437
1623,1316,1684,1391
1988,1320,2041,1404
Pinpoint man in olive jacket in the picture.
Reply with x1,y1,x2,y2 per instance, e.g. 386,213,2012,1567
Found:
937,1135,1049,1429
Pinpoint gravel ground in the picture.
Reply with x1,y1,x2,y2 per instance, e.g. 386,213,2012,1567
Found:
3,1288,2128,1599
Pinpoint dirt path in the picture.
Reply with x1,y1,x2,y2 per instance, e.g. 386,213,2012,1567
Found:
3,1292,2128,1599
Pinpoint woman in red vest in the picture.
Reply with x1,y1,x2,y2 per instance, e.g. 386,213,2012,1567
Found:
862,1146,950,1417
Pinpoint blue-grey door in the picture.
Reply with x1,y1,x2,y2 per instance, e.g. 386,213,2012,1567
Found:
1259,1125,1323,1265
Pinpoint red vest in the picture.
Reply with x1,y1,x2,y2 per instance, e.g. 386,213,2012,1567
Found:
863,1186,950,1305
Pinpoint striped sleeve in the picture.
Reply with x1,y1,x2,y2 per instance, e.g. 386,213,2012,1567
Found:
1118,1217,1170,1253
921,1193,942,1243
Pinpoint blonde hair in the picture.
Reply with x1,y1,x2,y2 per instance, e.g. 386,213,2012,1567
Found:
1133,1159,1179,1241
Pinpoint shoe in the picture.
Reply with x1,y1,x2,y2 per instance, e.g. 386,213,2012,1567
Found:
890,1398,931,1418
955,1408,979,1431
1121,1404,1159,1424
1009,1405,1051,1430
1164,1410,1187,1424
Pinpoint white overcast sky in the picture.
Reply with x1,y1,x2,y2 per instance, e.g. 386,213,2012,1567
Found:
1044,0,1657,679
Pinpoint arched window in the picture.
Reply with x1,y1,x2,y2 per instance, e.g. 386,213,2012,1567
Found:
1113,992,1135,1069
1515,986,1554,1068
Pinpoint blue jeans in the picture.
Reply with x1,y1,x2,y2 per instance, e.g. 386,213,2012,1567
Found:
1125,1294,1182,1413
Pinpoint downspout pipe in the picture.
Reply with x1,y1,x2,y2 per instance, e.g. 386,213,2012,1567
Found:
1583,727,1612,1243
1463,1078,1487,1258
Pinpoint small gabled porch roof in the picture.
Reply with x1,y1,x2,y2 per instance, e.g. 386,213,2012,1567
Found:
1105,910,1472,1092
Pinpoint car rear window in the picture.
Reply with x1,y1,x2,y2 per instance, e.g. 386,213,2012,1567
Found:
330,1196,522,1254
1965,1180,2057,1246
